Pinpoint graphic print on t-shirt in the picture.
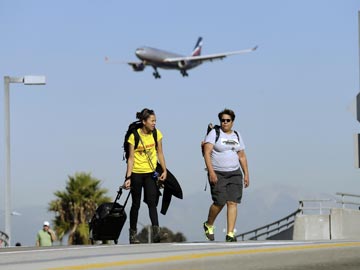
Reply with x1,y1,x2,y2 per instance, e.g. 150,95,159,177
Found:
220,138,239,146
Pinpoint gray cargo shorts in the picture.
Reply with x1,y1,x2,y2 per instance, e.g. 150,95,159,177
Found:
209,168,243,206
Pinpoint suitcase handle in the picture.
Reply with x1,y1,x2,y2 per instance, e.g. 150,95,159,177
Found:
109,186,131,213
114,186,123,202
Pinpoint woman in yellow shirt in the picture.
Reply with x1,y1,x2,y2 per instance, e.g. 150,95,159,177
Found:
124,108,167,244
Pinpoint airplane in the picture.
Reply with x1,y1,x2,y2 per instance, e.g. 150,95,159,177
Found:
107,37,257,79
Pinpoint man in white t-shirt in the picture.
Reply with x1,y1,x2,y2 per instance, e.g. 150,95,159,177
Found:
202,108,249,242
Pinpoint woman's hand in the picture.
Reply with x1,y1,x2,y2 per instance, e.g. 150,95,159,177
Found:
124,179,131,189
159,170,167,181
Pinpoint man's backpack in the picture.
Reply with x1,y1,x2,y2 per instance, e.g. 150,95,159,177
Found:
201,123,239,156
123,120,158,161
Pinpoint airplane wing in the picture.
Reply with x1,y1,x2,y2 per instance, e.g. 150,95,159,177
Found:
104,57,147,72
163,46,258,63
127,61,146,71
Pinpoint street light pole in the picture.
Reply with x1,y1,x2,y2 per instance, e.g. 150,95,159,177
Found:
4,76,11,247
3,76,46,246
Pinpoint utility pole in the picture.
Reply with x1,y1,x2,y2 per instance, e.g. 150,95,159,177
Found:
354,11,360,168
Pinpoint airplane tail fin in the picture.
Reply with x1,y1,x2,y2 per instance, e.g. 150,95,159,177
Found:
191,37,203,56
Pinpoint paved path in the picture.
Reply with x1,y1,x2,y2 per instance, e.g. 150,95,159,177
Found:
1,240,360,270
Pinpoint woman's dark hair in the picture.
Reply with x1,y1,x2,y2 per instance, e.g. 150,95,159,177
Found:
136,108,155,122
218,108,235,121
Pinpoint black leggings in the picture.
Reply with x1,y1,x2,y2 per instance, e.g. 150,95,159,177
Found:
130,172,159,230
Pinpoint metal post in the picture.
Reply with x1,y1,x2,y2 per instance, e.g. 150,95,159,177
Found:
319,201,323,215
4,76,11,246
148,226,152,244
3,76,45,247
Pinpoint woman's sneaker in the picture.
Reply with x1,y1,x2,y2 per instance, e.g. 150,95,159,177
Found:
203,222,215,241
129,229,141,244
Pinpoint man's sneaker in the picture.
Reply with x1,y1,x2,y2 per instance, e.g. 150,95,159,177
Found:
203,222,215,241
225,234,237,242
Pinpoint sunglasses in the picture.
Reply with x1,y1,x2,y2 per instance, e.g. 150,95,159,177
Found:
221,119,232,123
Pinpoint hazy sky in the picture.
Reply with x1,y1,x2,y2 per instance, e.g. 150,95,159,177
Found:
1,0,360,221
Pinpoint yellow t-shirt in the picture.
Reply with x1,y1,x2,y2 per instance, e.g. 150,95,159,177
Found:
128,128,163,173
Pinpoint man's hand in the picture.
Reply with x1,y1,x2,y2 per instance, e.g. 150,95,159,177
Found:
244,175,249,188
209,171,218,185
48,229,57,241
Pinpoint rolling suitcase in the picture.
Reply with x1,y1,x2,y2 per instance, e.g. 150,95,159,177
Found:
89,187,130,244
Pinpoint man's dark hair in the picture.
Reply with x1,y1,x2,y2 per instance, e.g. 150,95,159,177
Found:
218,108,235,122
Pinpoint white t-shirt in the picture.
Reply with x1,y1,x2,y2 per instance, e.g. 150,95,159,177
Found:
204,128,245,172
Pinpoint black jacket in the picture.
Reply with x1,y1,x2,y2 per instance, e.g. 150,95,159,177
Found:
156,164,183,215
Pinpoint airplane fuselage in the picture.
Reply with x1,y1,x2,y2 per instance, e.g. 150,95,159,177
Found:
135,47,201,70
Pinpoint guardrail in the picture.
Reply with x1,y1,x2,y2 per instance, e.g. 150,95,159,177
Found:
299,193,360,214
0,230,9,247
236,209,301,241
335,192,360,209
236,192,360,241
298,199,335,215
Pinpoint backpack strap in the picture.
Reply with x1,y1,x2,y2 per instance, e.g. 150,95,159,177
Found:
133,129,140,150
234,130,240,142
133,128,158,150
152,128,158,149
214,125,221,143
207,123,214,134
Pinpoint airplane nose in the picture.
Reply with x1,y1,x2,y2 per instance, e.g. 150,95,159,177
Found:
135,48,144,56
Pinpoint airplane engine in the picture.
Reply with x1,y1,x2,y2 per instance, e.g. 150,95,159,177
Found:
177,60,189,69
131,63,145,71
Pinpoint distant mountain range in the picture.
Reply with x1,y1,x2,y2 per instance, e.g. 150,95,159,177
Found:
6,184,333,246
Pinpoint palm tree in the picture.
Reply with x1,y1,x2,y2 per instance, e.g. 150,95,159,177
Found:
48,172,111,245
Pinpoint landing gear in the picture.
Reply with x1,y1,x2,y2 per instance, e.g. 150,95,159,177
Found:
152,67,161,79
153,72,161,79
181,70,189,77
